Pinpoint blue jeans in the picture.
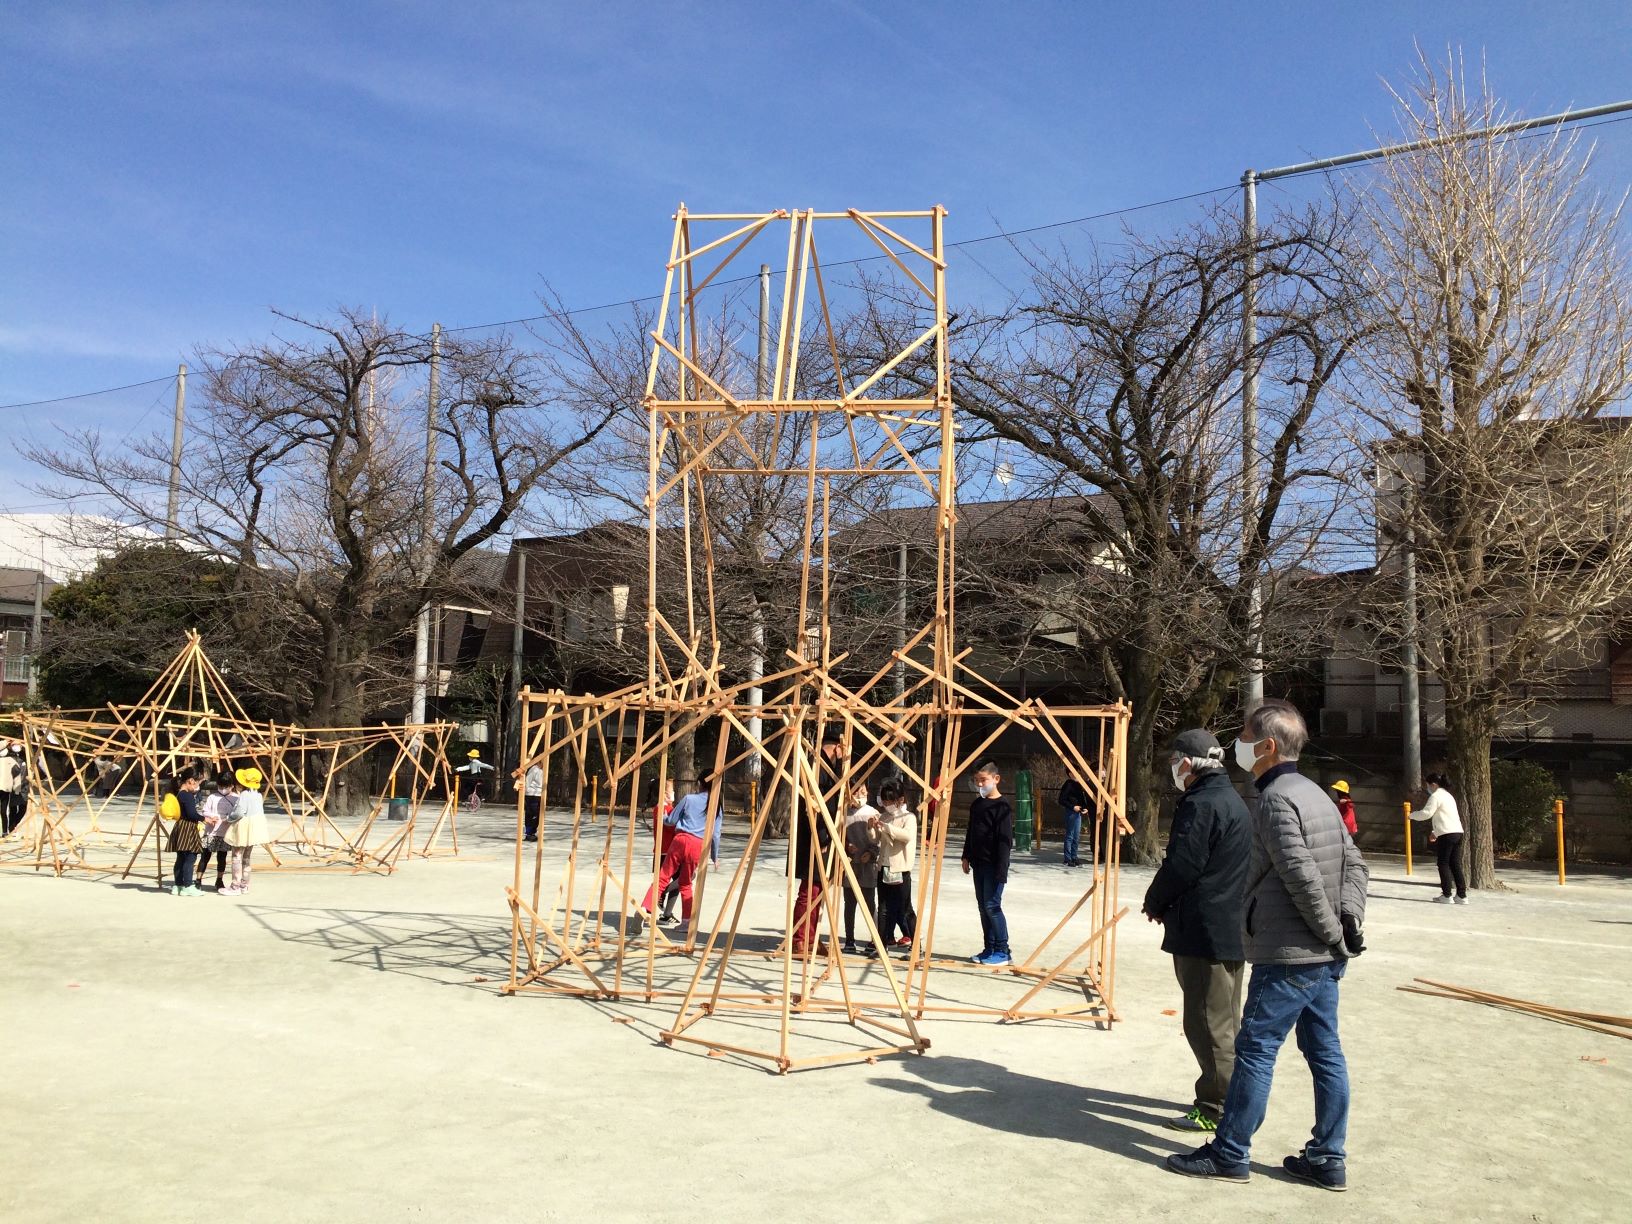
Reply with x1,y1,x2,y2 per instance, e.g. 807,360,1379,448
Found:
971,864,1010,955
1212,960,1349,1169
1061,807,1082,863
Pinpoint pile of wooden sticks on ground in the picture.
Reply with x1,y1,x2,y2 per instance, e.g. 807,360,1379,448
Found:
1400,978,1632,1040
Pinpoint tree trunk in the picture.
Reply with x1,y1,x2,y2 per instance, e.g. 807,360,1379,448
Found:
1444,701,1499,890
1126,726,1161,865
674,727,696,788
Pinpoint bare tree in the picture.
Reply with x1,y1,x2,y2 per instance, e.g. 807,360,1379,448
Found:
1351,56,1632,888
853,206,1357,860
30,309,616,725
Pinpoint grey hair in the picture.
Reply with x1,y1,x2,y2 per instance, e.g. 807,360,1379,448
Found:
1174,753,1226,775
1244,699,1308,761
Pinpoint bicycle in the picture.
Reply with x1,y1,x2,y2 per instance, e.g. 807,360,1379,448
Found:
463,783,484,812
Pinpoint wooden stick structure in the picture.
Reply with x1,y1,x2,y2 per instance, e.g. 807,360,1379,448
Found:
503,205,1134,1073
1399,978,1632,1041
0,632,461,879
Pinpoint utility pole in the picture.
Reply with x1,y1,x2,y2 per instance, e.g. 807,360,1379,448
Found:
166,363,186,538
28,564,43,700
895,542,907,701
1240,97,1632,723
510,549,527,784
745,265,772,781
411,323,441,728
1239,172,1262,714
1400,484,1423,794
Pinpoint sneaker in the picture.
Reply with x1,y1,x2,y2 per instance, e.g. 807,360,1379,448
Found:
1432,895,1453,904
1282,1151,1347,1192
971,951,994,964
981,952,1013,966
1454,895,1469,905
170,885,182,896
181,885,203,896
894,937,912,948
223,885,244,896
842,939,857,955
627,914,645,939
861,944,878,959
1166,1145,1249,1183
1167,1108,1219,1133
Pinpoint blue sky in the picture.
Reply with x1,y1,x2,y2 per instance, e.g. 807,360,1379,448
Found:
3,0,1631,504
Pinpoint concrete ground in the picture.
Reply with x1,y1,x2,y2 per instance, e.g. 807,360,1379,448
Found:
2,806,1629,1223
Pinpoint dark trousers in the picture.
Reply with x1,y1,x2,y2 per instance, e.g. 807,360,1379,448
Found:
523,795,540,840
201,849,227,883
1172,954,1244,1120
174,851,198,890
3,792,24,834
877,873,916,944
1435,832,1467,898
971,864,1010,955
843,884,877,945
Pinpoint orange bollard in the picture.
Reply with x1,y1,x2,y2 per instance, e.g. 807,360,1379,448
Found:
1555,797,1566,886
591,774,599,823
1403,800,1413,875
750,778,758,825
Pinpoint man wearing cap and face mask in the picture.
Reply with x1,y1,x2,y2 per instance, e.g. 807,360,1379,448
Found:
1167,698,1369,1193
1142,729,1250,1135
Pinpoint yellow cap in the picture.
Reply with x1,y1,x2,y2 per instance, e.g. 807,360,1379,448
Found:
235,767,264,790
1330,779,1350,795
467,749,481,757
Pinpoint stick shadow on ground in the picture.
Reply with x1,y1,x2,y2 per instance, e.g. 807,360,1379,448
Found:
872,1055,1192,1167
240,905,516,989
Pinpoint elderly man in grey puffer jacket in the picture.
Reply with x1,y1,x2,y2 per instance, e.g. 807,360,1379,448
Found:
1167,699,1368,1193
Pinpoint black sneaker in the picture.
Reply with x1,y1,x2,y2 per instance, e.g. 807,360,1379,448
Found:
1166,1145,1249,1183
842,940,857,955
1283,1152,1346,1192
626,914,644,939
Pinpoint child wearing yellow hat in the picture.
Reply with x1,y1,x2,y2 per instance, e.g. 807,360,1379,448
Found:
224,767,272,895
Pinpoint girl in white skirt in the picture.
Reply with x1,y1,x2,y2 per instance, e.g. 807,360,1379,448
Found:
224,766,272,894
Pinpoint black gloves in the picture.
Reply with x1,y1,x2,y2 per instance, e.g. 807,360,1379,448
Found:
1341,912,1366,957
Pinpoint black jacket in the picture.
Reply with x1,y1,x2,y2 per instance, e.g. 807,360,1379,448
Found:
1141,769,1250,961
1058,778,1090,812
789,802,833,882
961,796,1013,882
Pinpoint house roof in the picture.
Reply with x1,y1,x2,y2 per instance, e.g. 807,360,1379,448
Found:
838,492,1122,550
512,522,652,592
0,566,56,607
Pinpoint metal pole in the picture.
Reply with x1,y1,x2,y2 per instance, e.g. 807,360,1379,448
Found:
28,566,43,700
895,541,907,701
166,363,186,538
757,264,772,399
1240,172,1263,713
745,266,772,781
510,550,526,785
1255,98,1632,184
411,324,441,727
1401,525,1423,795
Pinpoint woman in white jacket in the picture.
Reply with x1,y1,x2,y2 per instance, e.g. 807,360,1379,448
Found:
871,778,918,949
1411,772,1466,904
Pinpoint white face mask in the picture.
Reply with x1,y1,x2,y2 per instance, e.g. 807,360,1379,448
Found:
1170,760,1188,790
1233,738,1262,772
976,781,995,798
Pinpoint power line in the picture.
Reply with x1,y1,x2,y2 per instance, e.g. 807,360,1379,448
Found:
7,108,1632,409
0,184,1236,408
0,373,178,411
